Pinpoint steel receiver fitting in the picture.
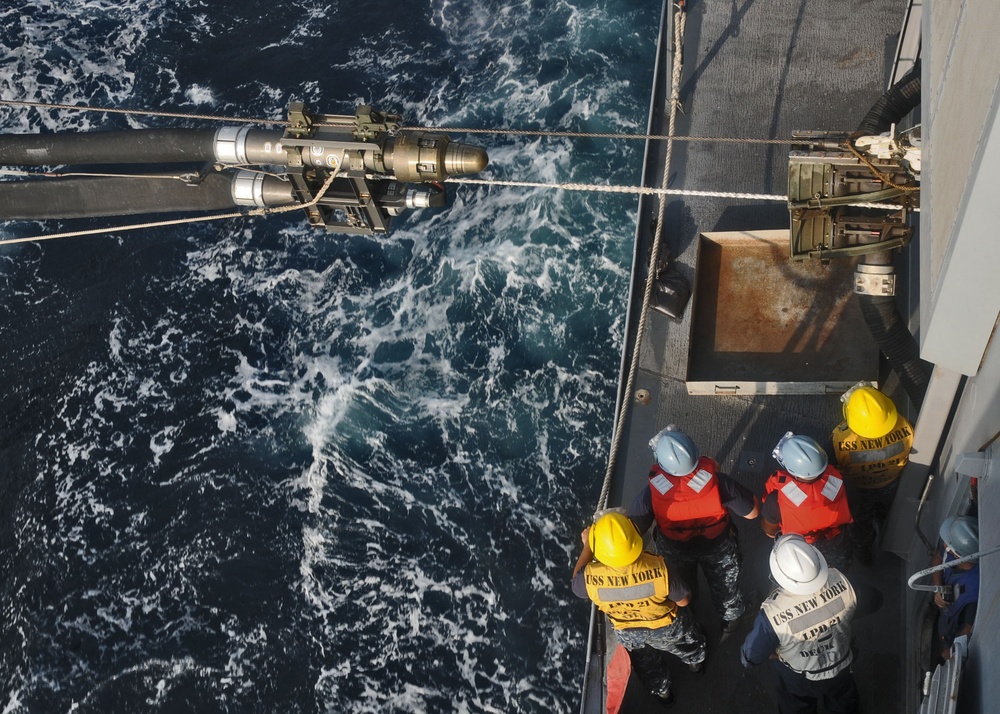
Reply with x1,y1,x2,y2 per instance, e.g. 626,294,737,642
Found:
853,264,896,296
380,132,489,183
270,102,490,234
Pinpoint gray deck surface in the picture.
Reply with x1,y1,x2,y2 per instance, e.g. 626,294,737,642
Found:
596,0,910,711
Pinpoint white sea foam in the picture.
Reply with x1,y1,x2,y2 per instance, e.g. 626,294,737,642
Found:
183,84,216,106
0,0,655,710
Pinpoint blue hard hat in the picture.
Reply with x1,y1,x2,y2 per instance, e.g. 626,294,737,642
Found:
940,515,979,558
650,425,699,476
776,434,828,481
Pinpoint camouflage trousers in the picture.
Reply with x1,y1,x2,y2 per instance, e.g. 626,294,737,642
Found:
615,606,707,698
654,527,746,622
847,481,898,559
812,528,853,573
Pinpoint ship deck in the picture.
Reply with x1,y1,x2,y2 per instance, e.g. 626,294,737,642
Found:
586,0,911,712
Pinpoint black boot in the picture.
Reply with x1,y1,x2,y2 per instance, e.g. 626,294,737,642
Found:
629,646,674,706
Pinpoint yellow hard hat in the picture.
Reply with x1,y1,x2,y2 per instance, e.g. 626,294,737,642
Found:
589,513,642,567
844,386,898,438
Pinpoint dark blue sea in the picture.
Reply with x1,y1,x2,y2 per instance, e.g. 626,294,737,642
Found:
0,1,656,711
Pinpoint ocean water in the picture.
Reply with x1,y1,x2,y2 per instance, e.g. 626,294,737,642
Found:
0,1,657,711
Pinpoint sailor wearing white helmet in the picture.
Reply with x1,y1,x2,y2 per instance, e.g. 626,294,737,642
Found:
740,534,860,714
930,515,980,662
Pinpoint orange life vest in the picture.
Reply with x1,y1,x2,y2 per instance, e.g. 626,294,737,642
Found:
764,466,853,542
649,456,729,541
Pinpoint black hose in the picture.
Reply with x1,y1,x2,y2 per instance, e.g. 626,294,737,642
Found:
857,294,931,408
0,173,243,220
853,60,928,409
857,60,921,135
0,129,217,166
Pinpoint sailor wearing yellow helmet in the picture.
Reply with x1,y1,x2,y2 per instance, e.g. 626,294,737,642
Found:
572,511,707,707
831,382,914,563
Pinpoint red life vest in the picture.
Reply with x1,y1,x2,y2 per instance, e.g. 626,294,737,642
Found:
764,466,853,542
648,456,729,541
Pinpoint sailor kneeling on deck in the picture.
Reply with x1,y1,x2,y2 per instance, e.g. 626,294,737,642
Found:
628,425,759,640
761,433,854,573
740,534,860,714
572,512,707,707
931,515,980,663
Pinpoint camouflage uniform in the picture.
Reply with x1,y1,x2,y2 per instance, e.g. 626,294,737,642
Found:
616,606,707,696
654,526,746,621
629,461,757,624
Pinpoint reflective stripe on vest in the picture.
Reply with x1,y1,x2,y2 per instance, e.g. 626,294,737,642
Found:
765,468,852,543
762,569,857,680
649,456,729,541
584,552,678,629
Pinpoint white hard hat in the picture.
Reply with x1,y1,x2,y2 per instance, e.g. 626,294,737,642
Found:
770,534,829,595
940,515,979,558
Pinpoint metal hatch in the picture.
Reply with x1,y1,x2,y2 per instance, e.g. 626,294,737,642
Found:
685,229,880,395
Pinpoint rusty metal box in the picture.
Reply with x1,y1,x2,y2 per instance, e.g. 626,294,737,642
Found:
685,230,879,395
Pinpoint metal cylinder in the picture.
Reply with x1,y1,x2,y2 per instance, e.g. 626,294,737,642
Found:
214,126,251,164
232,170,267,207
302,144,348,171
214,128,290,166
854,264,896,296
444,141,489,177
406,189,434,209
231,170,295,208
382,132,489,182
369,181,447,211
853,229,930,408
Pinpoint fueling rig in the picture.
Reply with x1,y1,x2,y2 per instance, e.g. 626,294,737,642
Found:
0,102,489,236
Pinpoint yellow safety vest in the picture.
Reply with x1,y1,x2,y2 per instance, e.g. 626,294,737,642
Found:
583,552,678,629
832,415,914,489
